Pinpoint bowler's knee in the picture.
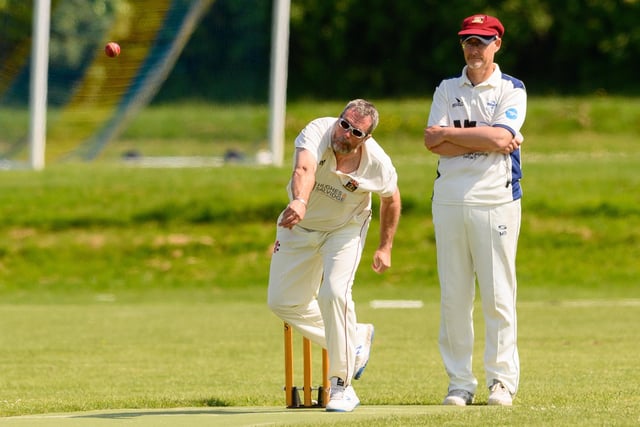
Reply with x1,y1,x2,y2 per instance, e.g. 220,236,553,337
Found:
268,296,291,319
317,285,345,308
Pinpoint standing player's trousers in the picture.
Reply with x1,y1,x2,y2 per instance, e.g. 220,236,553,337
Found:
432,200,521,396
267,211,371,384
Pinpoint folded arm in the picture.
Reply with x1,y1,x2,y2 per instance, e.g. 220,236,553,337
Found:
424,125,522,156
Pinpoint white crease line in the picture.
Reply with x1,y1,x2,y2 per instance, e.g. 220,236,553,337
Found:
521,299,640,308
369,300,424,309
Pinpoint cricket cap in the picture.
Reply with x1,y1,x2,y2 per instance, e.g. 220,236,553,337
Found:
458,14,504,43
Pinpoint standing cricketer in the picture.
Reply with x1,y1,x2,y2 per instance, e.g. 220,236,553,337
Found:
268,99,401,412
424,14,527,406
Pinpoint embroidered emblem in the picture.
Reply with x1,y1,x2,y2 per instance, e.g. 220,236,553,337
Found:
344,178,359,192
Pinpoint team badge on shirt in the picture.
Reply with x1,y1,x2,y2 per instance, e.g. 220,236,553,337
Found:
343,178,359,192
506,108,518,119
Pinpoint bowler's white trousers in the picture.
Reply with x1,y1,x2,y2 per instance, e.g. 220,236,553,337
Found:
432,200,520,396
267,212,371,384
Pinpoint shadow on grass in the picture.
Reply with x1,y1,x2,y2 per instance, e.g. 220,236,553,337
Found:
71,406,317,420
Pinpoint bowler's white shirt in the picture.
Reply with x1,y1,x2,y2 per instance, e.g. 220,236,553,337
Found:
288,117,398,231
428,64,527,205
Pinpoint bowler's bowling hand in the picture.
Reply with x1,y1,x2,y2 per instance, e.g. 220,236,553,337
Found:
278,199,306,229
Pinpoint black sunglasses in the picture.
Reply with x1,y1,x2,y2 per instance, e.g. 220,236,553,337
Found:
338,118,368,139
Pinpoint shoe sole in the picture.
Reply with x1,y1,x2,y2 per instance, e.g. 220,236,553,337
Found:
353,327,374,380
442,397,470,406
325,402,360,412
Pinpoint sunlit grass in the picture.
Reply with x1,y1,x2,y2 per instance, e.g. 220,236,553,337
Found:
0,97,638,425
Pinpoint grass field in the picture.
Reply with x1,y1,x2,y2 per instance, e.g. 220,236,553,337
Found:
0,97,639,425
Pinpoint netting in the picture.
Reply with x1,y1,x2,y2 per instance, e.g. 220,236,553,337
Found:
0,0,213,166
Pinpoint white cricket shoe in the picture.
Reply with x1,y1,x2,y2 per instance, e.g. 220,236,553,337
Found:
442,389,474,406
325,377,360,412
488,380,513,406
354,323,374,380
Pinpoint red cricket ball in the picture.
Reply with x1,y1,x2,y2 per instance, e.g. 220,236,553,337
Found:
105,42,121,58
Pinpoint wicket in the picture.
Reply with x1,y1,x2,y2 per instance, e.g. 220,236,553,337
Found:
284,322,329,408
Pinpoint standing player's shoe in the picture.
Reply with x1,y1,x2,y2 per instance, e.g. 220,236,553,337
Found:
325,377,360,412
488,380,513,406
354,323,374,380
442,389,474,406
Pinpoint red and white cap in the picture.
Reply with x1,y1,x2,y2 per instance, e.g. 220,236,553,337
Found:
458,14,504,43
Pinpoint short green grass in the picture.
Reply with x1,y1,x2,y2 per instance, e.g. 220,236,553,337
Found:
0,97,639,425
1,294,638,425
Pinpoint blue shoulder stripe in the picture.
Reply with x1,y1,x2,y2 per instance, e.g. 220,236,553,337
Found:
502,73,526,90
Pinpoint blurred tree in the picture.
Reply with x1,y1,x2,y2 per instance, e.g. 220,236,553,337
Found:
156,0,272,102
5,0,640,102
123,0,640,100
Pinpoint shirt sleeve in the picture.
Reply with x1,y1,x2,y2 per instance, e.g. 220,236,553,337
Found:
493,80,527,137
380,168,398,198
294,117,334,162
368,140,399,198
427,82,450,127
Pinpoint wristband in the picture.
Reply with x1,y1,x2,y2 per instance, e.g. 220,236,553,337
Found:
295,198,307,206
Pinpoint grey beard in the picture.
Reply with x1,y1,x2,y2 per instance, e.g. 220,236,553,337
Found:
332,140,352,154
